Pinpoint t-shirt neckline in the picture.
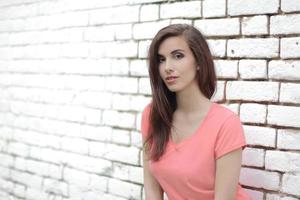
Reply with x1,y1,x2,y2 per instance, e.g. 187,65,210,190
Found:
168,102,216,148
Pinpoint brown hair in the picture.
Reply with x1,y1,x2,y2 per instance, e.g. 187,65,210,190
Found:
144,24,217,161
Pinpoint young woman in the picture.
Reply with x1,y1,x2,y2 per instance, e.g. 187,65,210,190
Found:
141,24,251,200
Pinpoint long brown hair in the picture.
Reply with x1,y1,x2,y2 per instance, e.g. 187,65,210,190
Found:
144,24,217,161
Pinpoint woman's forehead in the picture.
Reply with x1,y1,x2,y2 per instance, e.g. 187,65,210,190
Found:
158,36,189,55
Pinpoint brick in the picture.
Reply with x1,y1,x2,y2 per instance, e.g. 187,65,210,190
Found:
90,141,140,165
211,81,225,102
228,38,279,58
240,168,280,190
228,0,279,16
61,137,89,155
281,0,300,12
214,60,238,79
243,125,276,147
112,94,131,111
64,168,89,186
138,77,152,95
0,165,10,179
26,188,47,200
105,77,138,94
266,193,298,200
11,170,43,189
160,1,201,19
280,83,300,103
242,147,264,167
271,14,300,35
269,60,300,80
46,11,89,29
239,59,267,79
81,125,112,142
129,165,143,184
73,91,112,109
281,37,300,58
226,81,279,101
111,128,130,145
240,103,267,124
89,41,138,58
108,178,141,199
194,18,240,36
138,40,151,59
203,0,226,18
27,159,49,176
245,189,263,200
14,184,25,198
111,59,129,75
43,178,68,196
140,4,159,21
8,142,29,157
130,95,151,112
265,150,300,172
277,129,300,150
113,24,132,40
133,20,170,40
171,19,192,25
242,15,268,35
130,59,148,76
84,26,114,42
281,173,300,196
89,6,139,25
102,110,135,129
207,39,226,57
267,105,300,127
131,131,143,148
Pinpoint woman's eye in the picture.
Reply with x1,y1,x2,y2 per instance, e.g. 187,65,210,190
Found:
158,57,165,63
174,53,184,59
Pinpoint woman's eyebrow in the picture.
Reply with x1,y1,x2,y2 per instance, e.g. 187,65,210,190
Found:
158,49,185,56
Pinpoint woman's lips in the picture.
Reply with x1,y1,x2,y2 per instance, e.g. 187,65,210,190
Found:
165,76,178,84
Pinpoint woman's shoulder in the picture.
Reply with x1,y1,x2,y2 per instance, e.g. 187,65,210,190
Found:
212,102,241,122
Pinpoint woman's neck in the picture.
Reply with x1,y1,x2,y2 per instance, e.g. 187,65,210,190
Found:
175,83,211,114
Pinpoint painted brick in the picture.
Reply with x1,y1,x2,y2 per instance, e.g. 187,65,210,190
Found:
267,105,300,127
194,18,240,36
228,38,279,58
214,60,238,79
281,173,300,196
269,60,300,80
240,103,267,124
108,178,141,199
265,151,300,172
281,37,300,58
242,147,265,167
239,59,267,79
277,129,300,150
242,15,268,35
281,0,300,12
133,20,170,40
207,39,226,57
243,125,276,147
89,6,139,25
130,59,148,76
271,14,300,35
140,4,159,21
280,83,300,103
203,0,226,18
226,81,279,101
228,0,279,16
240,168,280,190
160,1,201,19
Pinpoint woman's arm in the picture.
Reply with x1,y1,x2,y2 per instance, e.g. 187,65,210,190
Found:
214,148,243,200
143,147,164,200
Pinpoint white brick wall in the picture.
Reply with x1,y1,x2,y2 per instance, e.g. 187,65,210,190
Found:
0,0,299,200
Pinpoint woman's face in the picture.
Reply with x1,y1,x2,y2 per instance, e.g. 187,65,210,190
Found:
158,36,198,93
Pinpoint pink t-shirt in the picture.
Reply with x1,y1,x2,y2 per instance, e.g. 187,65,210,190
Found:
141,102,251,200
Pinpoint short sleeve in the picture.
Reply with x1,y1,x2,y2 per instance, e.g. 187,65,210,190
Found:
214,114,247,159
141,103,151,140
